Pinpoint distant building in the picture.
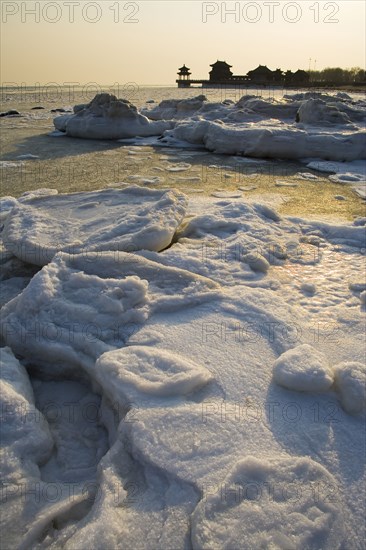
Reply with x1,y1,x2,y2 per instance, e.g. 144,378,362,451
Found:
246,65,274,84
176,61,309,87
209,61,233,82
177,64,191,87
292,69,310,83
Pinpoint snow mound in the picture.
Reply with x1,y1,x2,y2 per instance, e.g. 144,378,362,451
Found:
0,348,53,548
243,252,270,273
142,95,207,120
170,121,365,160
0,346,34,403
54,93,173,139
3,186,188,266
297,98,352,125
192,455,345,550
333,361,366,415
96,346,213,403
0,252,220,375
272,344,334,392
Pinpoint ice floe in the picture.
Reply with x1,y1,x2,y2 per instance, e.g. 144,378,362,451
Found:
54,93,173,139
0,250,220,376
333,362,366,415
192,456,344,550
52,93,366,165
272,344,334,392
1,184,365,548
0,348,54,548
3,187,187,265
95,346,213,404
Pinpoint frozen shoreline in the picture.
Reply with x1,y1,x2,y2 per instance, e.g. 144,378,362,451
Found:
1,186,365,548
1,88,365,550
48,91,366,203
53,92,366,163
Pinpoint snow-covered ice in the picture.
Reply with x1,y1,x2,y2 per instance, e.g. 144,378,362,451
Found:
53,93,173,139
192,456,344,550
95,346,213,404
53,93,366,167
0,249,220,376
272,344,334,392
3,87,366,548
3,187,187,266
333,362,366,415
1,187,365,548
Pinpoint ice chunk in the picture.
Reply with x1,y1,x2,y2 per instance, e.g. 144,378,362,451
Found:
273,344,334,392
243,252,270,273
0,348,53,548
192,456,345,550
1,252,220,375
3,186,188,266
275,180,298,187
95,346,213,404
352,184,366,199
297,172,319,181
16,154,39,160
297,98,352,125
0,346,34,402
54,93,173,139
333,362,366,414
329,173,366,184
128,404,273,486
300,282,316,295
165,163,192,172
142,95,207,120
211,191,242,198
0,196,19,224
172,120,365,161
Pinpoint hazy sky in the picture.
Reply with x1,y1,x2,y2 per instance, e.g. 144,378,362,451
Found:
1,1,365,86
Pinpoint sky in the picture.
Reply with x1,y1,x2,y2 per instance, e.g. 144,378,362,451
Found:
1,1,365,86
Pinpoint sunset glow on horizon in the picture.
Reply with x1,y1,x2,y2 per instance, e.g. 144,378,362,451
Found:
1,1,365,86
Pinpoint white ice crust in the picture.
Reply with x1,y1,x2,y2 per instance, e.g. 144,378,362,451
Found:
333,361,366,414
3,186,188,265
192,455,344,550
54,92,366,163
95,346,213,403
1,187,365,549
272,344,334,392
54,93,173,139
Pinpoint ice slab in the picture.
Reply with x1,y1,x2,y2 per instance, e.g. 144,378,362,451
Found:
54,93,173,139
334,361,366,414
0,348,54,548
297,98,352,125
95,346,213,404
192,456,345,550
3,186,188,266
172,121,365,161
0,251,220,376
272,344,334,392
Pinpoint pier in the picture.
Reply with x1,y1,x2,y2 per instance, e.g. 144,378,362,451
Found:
177,61,310,88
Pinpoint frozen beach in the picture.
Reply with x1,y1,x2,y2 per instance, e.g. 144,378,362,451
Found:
1,87,365,549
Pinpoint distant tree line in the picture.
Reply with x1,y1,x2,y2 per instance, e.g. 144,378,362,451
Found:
308,67,365,84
